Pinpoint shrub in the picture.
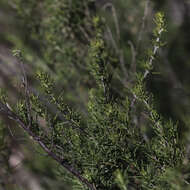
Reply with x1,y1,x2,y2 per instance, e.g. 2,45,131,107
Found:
0,1,189,190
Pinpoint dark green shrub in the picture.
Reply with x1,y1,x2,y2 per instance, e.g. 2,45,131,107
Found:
0,1,190,190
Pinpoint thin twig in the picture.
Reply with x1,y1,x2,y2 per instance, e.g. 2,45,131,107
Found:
7,125,14,137
0,101,96,190
18,56,32,129
103,2,120,41
30,87,90,137
130,91,163,131
104,3,128,81
128,40,137,74
116,73,162,131
106,25,128,83
79,25,90,43
137,0,150,51
106,25,118,54
143,28,164,79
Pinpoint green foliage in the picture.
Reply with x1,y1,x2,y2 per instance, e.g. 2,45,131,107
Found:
1,1,190,190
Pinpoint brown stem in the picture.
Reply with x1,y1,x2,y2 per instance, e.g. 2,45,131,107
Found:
0,101,96,190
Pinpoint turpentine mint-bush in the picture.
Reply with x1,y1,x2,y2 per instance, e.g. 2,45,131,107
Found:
0,7,189,190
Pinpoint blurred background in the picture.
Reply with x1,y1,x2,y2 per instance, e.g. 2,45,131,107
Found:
0,0,190,189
